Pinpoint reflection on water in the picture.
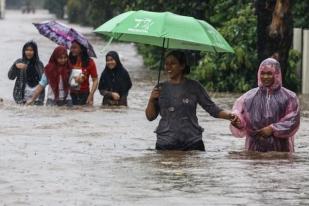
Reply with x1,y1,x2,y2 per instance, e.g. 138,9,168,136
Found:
0,10,308,205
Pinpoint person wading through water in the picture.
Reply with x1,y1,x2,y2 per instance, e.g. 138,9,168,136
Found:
8,41,45,104
98,51,132,106
145,50,239,151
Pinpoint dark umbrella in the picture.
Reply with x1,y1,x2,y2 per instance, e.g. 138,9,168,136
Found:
33,20,97,58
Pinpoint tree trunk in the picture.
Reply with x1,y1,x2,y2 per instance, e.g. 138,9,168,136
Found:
255,0,293,84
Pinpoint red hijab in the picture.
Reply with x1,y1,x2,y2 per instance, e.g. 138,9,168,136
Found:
44,46,72,100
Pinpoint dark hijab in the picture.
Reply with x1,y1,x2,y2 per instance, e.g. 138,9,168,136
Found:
22,41,41,87
98,51,132,96
8,41,44,104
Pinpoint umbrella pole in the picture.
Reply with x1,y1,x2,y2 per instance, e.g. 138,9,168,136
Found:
157,38,166,86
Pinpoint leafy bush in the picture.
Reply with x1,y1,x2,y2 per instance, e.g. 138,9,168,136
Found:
44,0,67,19
192,3,257,92
43,0,304,92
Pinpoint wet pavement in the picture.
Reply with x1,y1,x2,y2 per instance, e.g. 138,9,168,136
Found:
0,10,308,206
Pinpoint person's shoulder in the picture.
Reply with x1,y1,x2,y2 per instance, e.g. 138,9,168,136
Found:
88,58,96,67
186,78,198,84
122,68,131,78
37,60,44,67
14,58,24,64
182,78,197,85
185,79,204,90
245,87,259,95
121,67,129,74
44,62,53,71
87,58,98,73
241,87,259,100
281,87,298,99
88,58,95,63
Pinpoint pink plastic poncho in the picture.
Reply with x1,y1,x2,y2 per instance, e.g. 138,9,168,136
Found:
230,58,300,152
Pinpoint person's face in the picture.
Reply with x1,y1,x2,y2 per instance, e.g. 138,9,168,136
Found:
164,55,184,79
57,54,68,66
106,56,117,70
260,70,275,87
25,46,34,60
70,42,81,56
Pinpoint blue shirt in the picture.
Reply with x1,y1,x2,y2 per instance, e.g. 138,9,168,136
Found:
39,74,48,87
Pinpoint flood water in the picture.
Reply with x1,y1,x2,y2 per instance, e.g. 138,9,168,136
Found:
0,10,308,206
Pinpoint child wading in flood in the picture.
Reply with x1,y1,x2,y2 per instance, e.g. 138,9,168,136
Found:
230,58,300,152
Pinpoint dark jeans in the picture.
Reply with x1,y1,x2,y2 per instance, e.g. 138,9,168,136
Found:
155,140,205,151
71,92,89,106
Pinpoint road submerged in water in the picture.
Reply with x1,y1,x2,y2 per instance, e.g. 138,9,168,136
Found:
0,10,308,206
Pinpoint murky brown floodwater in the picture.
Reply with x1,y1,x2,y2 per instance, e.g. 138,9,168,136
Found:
0,10,308,206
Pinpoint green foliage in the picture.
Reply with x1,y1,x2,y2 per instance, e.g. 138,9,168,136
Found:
192,3,257,92
6,0,45,9
5,0,21,9
85,0,116,28
285,49,301,92
66,0,90,25
42,0,304,92
44,0,66,19
293,0,309,28
136,44,162,69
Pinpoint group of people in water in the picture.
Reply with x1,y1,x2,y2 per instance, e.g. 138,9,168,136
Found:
8,41,132,107
8,40,301,153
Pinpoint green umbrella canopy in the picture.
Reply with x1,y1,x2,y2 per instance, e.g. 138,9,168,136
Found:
94,10,234,53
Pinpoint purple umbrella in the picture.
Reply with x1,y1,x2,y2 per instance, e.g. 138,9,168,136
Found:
33,20,97,58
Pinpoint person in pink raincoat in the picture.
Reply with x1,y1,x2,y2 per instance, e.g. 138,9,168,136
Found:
230,58,300,152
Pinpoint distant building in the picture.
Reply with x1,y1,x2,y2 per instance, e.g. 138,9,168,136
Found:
0,0,5,19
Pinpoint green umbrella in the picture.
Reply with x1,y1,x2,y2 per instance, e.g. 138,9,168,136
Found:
94,10,234,84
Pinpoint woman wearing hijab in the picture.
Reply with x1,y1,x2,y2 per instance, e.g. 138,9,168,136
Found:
98,51,132,106
230,58,300,152
27,46,72,106
8,41,45,104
